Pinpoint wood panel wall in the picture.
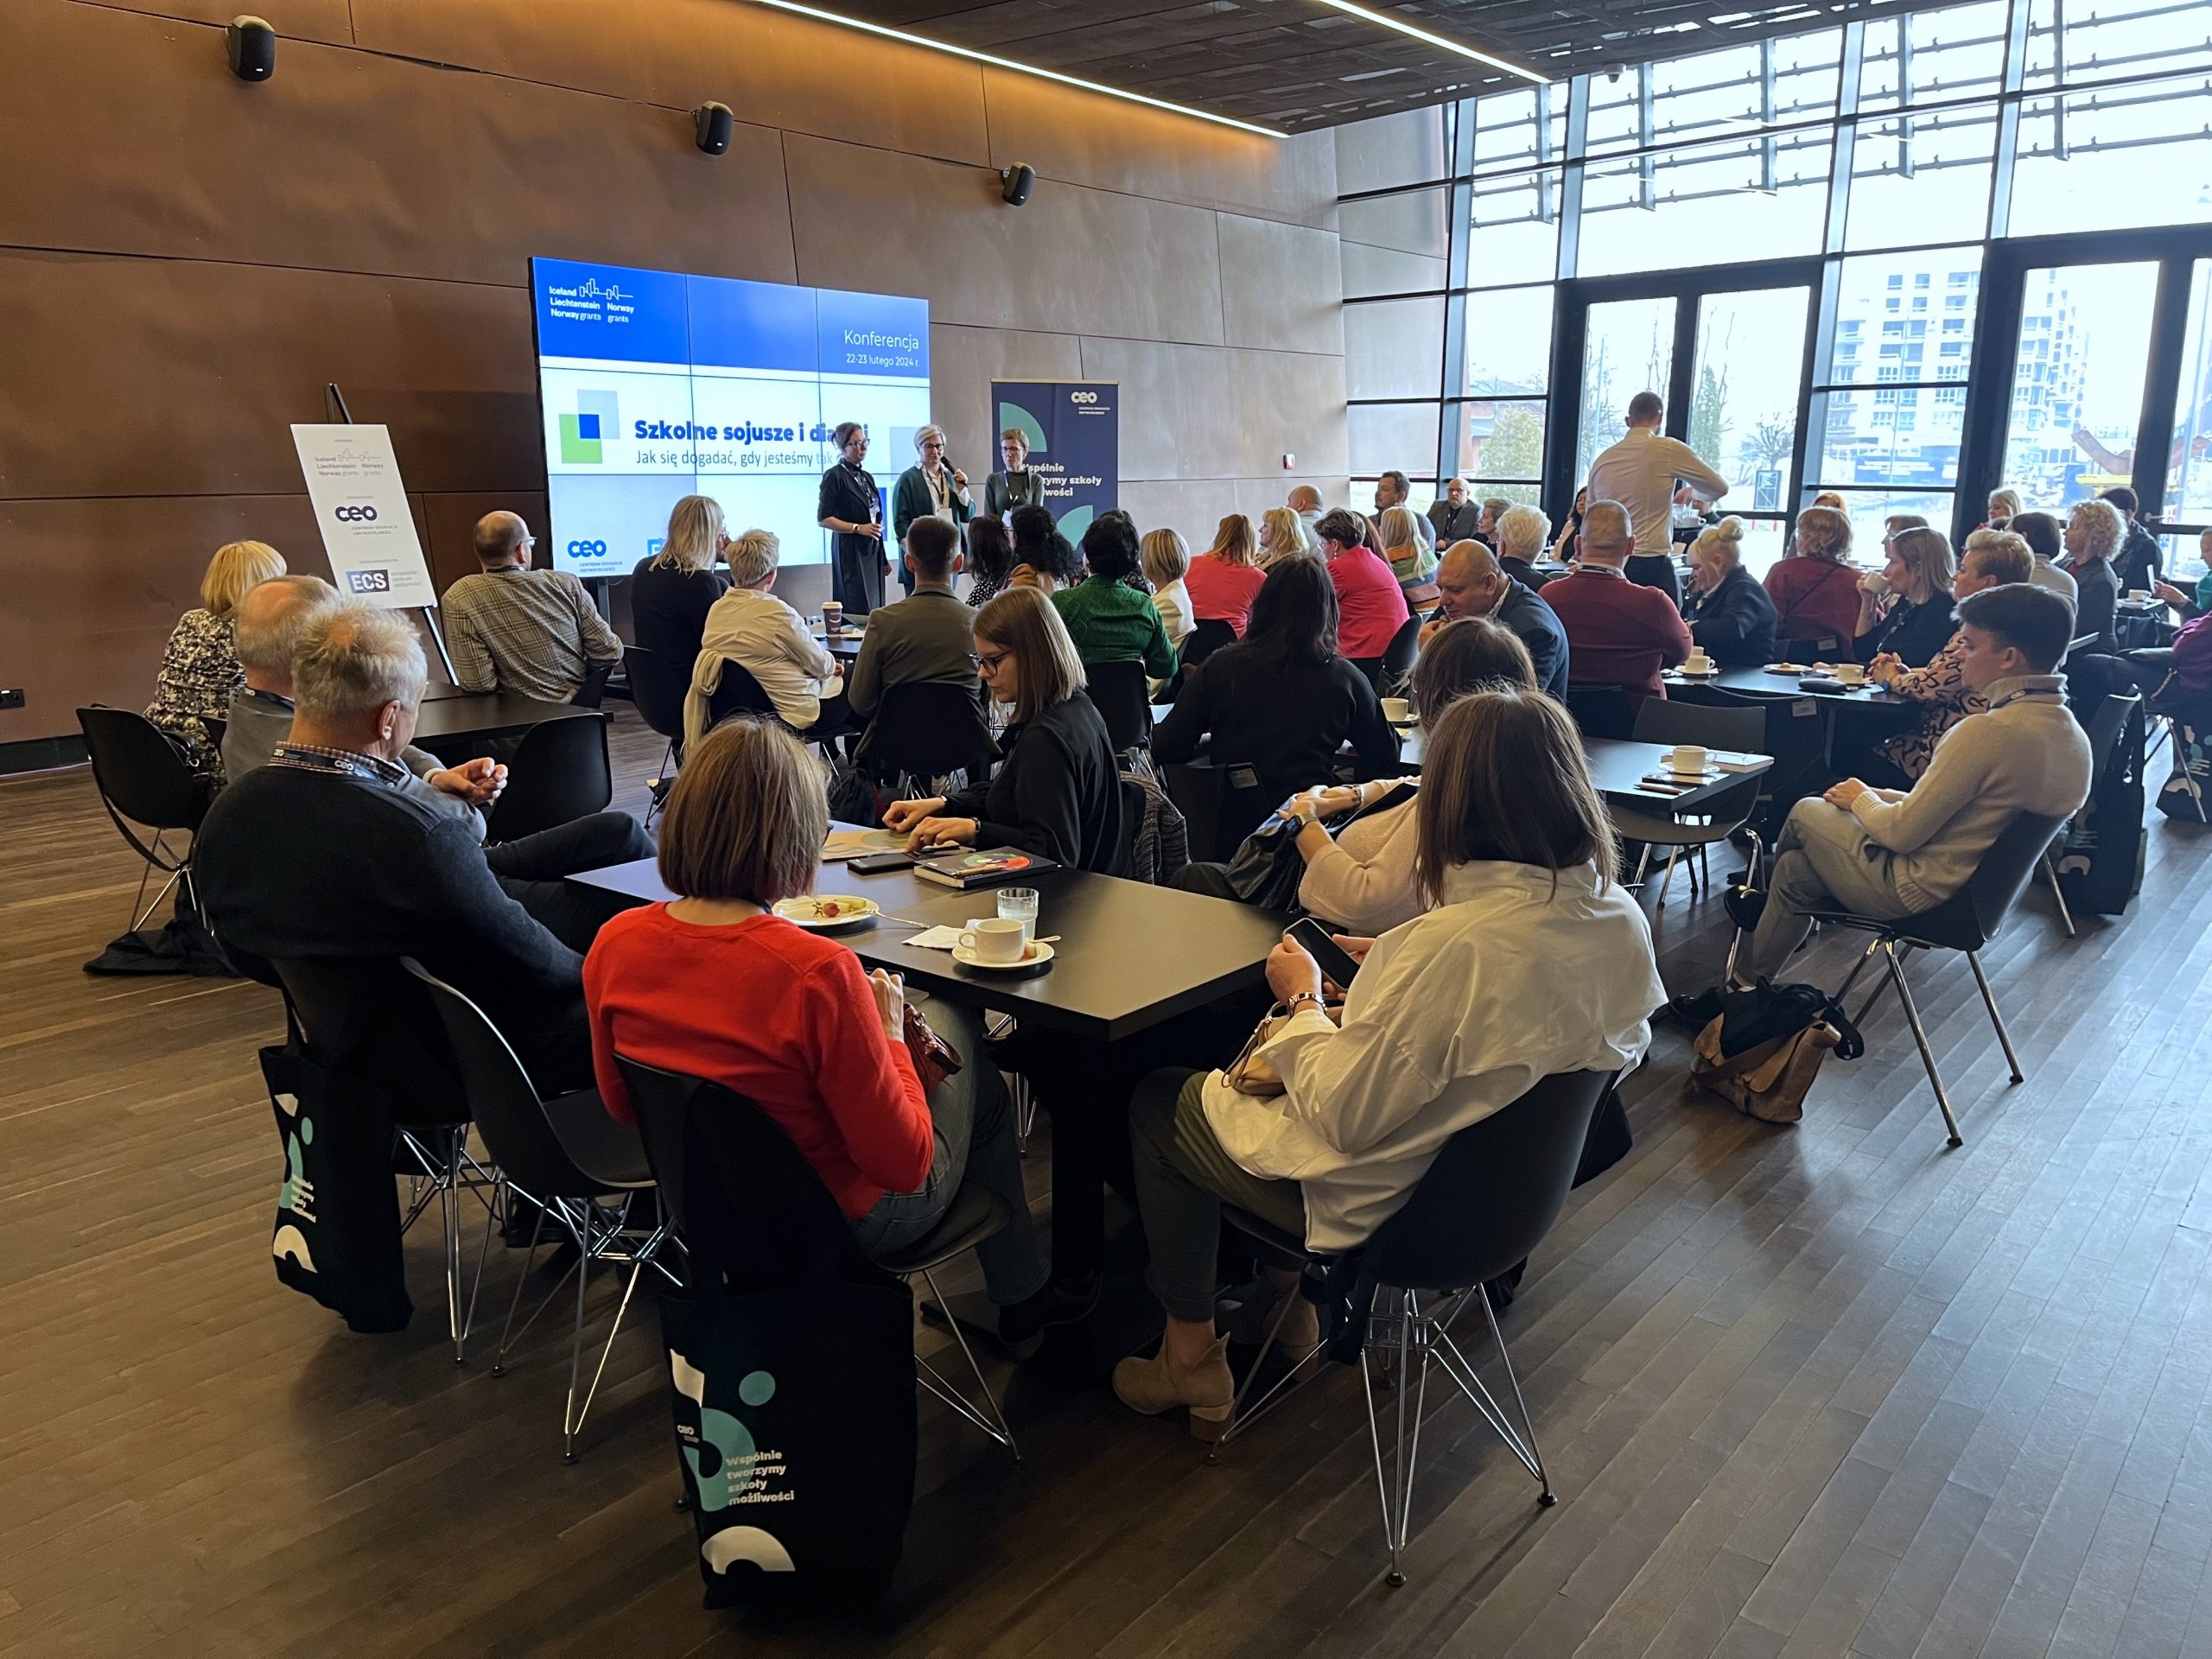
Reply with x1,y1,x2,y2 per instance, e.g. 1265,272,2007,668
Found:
0,0,1349,752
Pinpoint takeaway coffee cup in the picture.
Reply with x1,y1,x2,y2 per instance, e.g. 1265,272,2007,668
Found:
821,600,844,633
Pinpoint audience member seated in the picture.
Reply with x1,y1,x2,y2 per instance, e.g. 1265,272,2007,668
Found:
1986,488,2023,526
1258,506,1314,570
627,494,729,678
1378,505,1438,588
1185,513,1269,635
1552,486,1588,563
1478,496,1514,550
1052,512,1179,678
2062,498,2125,654
2103,486,2164,595
1493,502,1555,591
1865,532,2035,784
685,529,849,747
195,606,652,1095
964,514,1016,610
1287,484,1325,546
1154,557,1401,844
442,511,624,702
1006,504,1084,596
1681,586,2090,996
882,588,1122,871
584,718,1074,1350
1112,687,1662,1432
1681,517,1778,666
147,538,287,779
1542,500,1694,699
1426,479,1482,547
1141,529,1195,658
1314,508,1411,663
1853,525,1957,668
844,517,991,770
2152,533,2212,618
1763,505,1860,651
1420,537,1569,697
1288,617,1537,937
1813,490,1848,510
221,575,496,836
2008,510,2078,608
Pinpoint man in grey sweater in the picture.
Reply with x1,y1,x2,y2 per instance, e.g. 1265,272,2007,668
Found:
1734,584,2091,982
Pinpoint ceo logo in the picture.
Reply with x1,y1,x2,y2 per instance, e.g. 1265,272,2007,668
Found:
1070,391,1099,404
344,569,391,594
567,540,609,558
333,505,379,523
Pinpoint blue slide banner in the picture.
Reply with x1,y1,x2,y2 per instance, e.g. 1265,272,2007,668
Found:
991,381,1119,543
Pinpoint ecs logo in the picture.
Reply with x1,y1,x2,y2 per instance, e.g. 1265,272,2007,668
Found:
344,569,391,594
333,505,379,523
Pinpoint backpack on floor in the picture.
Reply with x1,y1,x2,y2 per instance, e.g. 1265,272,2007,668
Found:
1692,979,1864,1125
2056,695,2147,913
2158,715,2211,823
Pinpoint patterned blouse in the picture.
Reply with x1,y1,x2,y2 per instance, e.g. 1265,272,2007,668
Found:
1877,630,1985,781
144,608,241,776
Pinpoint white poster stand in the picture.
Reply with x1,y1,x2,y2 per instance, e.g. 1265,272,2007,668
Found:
289,420,455,678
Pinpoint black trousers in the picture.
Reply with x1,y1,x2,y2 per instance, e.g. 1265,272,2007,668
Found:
487,810,655,957
1625,552,1682,607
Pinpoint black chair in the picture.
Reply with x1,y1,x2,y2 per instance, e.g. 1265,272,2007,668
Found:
1087,659,1154,755
1375,614,1423,696
2042,691,2145,939
861,681,998,790
1211,1070,1616,1586
485,713,613,842
1801,809,2073,1147
1782,634,1848,662
1179,618,1236,671
622,646,690,820
1161,759,1270,864
77,706,213,932
201,715,227,757
271,956,492,1364
1562,684,1633,741
613,1058,1022,1459
404,960,664,1461
571,660,614,709
1613,699,1768,914
703,658,779,728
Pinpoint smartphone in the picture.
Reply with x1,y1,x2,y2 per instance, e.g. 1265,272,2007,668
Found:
849,849,916,874
1287,918,1363,989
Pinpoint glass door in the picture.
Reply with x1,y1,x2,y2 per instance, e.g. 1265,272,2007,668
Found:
2000,260,2160,511
1576,296,1676,487
1689,286,1813,576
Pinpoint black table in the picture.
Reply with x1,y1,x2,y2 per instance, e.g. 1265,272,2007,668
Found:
1357,726,1771,817
410,694,599,760
569,853,1288,1287
811,631,868,663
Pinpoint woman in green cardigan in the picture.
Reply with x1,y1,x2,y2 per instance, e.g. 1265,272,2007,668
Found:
891,424,974,598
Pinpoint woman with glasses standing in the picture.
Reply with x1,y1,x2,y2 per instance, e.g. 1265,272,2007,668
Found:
817,422,887,614
891,425,974,600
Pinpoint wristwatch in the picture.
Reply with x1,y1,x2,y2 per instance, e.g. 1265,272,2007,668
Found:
1287,989,1326,1016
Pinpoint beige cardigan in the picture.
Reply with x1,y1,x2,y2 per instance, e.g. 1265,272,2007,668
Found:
1296,801,1425,935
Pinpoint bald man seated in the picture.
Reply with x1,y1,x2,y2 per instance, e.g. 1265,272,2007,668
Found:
1539,499,1694,700
1287,483,1325,542
1420,540,1570,697
438,510,622,703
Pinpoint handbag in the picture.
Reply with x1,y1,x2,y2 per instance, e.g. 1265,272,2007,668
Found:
1223,998,1341,1096
902,1002,962,1091
260,1040,414,1333
1689,979,1863,1125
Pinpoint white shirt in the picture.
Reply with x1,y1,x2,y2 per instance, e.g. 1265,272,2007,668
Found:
1203,860,1662,1252
1586,428,1730,557
1150,578,1193,650
2030,557,2079,608
684,586,838,744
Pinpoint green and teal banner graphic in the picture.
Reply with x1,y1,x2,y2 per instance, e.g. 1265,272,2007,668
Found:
991,381,1118,543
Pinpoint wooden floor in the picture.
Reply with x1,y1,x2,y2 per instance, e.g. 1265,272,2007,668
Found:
4,706,2210,1657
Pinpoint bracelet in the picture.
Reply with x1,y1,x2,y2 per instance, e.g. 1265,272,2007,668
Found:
1287,989,1326,1015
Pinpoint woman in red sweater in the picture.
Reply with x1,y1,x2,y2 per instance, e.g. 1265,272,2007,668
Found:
1315,507,1411,662
1763,505,1861,652
585,718,1066,1348
1182,513,1269,635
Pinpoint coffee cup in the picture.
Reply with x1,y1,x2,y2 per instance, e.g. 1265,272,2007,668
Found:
1669,743,1708,773
1834,661,1867,685
821,600,844,633
2127,588,2152,602
1382,696,1412,723
1859,569,1889,596
1685,650,1712,674
958,918,1027,964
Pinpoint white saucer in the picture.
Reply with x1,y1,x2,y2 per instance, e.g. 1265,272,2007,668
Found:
952,940,1055,971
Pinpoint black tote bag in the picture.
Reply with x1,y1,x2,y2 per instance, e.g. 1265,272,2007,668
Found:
656,1091,918,1606
259,1042,413,1334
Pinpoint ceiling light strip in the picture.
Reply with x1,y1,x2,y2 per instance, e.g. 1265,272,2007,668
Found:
750,0,1286,137
1313,0,1551,84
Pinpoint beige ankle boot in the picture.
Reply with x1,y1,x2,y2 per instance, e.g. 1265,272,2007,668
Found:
1112,1335,1236,1439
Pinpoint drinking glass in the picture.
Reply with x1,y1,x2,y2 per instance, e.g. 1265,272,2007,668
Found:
995,888,1039,940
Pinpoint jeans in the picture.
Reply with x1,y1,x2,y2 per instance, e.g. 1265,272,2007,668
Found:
1744,798,1918,981
486,810,655,955
851,1000,1049,1306
1128,1068,1305,1324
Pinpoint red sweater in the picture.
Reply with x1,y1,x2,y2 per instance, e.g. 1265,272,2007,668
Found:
1183,555,1268,635
1764,555,1861,648
1328,546,1412,659
1543,566,1694,697
584,905,932,1219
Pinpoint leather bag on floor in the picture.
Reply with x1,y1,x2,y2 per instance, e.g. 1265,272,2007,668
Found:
1691,980,1864,1125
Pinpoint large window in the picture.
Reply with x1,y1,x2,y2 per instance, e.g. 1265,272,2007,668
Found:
1341,0,2212,550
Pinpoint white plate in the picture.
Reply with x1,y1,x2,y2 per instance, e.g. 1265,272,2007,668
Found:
772,895,879,931
952,940,1056,971
1764,663,1808,675
1675,665,1721,677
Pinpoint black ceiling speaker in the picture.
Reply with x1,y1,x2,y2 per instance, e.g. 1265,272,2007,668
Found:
694,102,734,156
227,16,276,81
1001,163,1036,207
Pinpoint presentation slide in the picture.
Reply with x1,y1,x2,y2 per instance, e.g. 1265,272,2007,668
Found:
531,257,931,578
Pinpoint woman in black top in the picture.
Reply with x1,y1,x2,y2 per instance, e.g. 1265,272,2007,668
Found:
1007,504,1084,594
816,422,887,613
1855,524,1958,669
966,514,1015,609
628,494,729,677
2063,499,2126,654
1154,557,1400,855
882,587,1122,872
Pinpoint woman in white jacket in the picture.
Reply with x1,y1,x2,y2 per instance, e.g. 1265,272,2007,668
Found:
1112,686,1663,1436
683,529,849,747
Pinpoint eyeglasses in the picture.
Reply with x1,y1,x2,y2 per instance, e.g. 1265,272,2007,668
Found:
976,648,1013,674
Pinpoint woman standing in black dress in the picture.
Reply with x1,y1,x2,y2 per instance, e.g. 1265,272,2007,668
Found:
817,422,887,613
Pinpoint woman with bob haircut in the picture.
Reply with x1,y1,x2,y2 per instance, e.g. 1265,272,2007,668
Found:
148,537,289,773
628,493,729,677
1764,505,1859,652
1854,524,1958,668
1112,687,1663,1433
585,718,1069,1348
1185,512,1268,635
883,586,1123,871
964,514,1016,610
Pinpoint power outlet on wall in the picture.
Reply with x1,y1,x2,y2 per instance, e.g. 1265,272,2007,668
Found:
0,689,24,710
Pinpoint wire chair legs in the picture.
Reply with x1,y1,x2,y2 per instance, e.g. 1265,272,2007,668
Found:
2040,850,2077,938
396,1126,499,1364
913,1267,1021,1462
